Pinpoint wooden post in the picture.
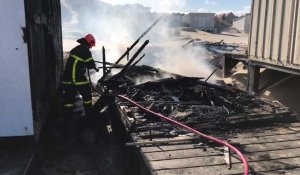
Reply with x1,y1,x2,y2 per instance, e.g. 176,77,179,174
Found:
127,48,130,61
223,146,232,169
102,46,106,77
222,54,240,78
247,64,260,93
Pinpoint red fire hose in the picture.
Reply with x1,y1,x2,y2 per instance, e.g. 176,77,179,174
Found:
117,95,249,175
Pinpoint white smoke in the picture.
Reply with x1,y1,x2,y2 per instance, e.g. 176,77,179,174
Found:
151,45,214,79
99,0,186,13
61,0,217,84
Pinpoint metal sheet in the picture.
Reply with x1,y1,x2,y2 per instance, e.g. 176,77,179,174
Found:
0,0,34,136
249,0,300,71
293,0,300,65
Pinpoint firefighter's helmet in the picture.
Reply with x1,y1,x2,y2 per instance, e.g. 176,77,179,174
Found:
84,34,96,47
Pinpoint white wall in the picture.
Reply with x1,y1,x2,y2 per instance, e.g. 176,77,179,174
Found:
233,17,245,31
183,13,215,31
233,14,251,33
0,0,34,136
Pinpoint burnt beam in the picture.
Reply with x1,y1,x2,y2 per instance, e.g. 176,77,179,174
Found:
222,54,241,78
247,64,260,93
102,46,107,77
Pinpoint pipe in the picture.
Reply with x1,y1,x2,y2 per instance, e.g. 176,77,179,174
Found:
117,95,249,175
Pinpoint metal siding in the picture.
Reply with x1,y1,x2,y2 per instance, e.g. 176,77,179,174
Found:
249,0,260,56
248,0,254,57
257,0,267,58
280,0,293,64
264,0,274,59
249,0,300,70
272,0,283,63
294,1,300,65
290,0,299,64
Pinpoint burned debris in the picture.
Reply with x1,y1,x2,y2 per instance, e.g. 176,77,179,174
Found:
90,62,296,175
105,65,293,131
54,12,297,174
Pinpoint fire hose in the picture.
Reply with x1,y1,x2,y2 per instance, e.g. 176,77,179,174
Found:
87,70,249,174
116,95,249,175
86,15,249,174
88,68,249,174
88,65,249,174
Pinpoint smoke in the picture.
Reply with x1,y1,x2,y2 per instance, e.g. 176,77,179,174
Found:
150,45,215,80
99,0,187,13
134,74,173,85
61,0,217,84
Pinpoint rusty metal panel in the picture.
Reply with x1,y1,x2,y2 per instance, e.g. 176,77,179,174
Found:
249,0,300,71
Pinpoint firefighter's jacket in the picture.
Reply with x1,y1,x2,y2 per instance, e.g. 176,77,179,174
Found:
62,40,96,86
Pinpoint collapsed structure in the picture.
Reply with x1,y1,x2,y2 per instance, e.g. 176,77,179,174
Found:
84,16,296,174
1,0,300,174
91,63,295,174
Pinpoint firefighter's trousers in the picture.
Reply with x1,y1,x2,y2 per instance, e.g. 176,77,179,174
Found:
62,83,92,121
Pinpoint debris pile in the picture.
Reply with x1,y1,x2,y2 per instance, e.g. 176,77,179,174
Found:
97,65,294,138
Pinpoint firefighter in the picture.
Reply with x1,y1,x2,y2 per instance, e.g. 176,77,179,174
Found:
61,34,99,121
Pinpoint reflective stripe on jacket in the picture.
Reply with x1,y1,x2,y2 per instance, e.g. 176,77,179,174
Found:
62,44,96,85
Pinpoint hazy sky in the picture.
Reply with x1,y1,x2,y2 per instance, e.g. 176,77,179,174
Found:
99,0,252,14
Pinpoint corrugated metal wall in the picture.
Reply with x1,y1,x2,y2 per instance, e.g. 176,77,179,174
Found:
249,0,300,70
24,0,63,136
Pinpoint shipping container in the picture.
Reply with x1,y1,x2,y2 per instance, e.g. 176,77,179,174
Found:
0,0,63,137
249,0,300,74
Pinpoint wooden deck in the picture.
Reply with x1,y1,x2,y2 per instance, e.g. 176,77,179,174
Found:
105,69,299,175
118,104,300,175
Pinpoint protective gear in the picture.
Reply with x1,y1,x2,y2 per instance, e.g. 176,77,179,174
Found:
94,67,99,72
62,83,92,117
62,38,97,85
61,35,97,119
84,34,96,47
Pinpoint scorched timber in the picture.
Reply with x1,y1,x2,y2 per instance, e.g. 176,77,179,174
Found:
94,65,297,175
110,66,293,130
